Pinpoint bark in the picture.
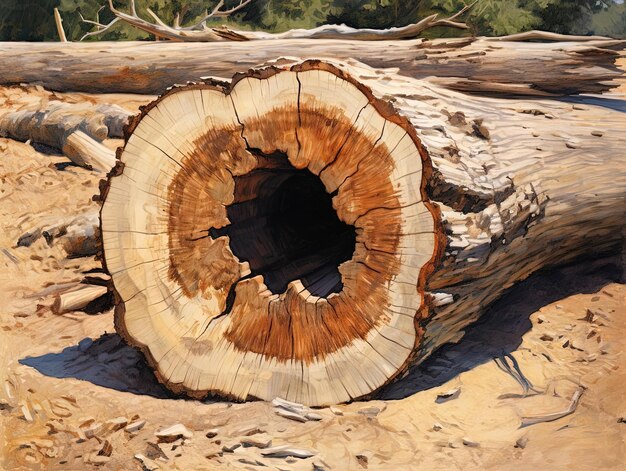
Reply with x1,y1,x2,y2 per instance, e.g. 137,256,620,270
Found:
0,101,127,171
99,59,625,406
0,38,623,96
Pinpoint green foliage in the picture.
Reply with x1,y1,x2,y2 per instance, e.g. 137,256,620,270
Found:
591,2,626,37
1,0,624,41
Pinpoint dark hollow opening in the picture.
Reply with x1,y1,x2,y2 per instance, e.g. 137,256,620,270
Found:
210,154,356,298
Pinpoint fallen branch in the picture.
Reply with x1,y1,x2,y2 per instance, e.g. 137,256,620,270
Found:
17,211,101,258
520,388,585,427
0,101,128,171
81,0,475,42
52,284,110,314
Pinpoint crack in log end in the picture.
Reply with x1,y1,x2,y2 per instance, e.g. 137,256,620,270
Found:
102,62,441,405
211,153,357,298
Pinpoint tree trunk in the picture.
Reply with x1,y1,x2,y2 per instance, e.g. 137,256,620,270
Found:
99,59,625,406
0,38,623,96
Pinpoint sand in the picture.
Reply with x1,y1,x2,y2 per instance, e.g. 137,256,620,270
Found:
0,84,624,471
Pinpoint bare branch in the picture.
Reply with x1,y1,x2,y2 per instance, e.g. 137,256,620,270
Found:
182,0,252,31
78,7,121,41
53,8,67,42
146,8,175,29
83,0,476,42
520,388,585,427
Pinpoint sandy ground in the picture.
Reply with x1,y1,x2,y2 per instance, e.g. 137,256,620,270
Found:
0,78,625,471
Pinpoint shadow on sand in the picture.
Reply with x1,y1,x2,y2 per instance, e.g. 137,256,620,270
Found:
20,332,173,399
376,256,622,400
20,257,621,401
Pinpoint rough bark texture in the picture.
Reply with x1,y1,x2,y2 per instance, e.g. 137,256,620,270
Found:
0,38,623,96
0,101,127,171
99,58,625,405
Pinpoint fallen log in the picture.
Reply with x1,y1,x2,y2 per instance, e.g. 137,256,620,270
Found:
0,38,623,96
17,211,101,258
99,60,626,405
0,101,128,171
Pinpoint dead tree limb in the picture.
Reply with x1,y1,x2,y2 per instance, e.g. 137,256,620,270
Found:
81,0,474,42
520,388,585,427
99,59,626,405
0,38,623,96
53,8,67,42
17,211,101,258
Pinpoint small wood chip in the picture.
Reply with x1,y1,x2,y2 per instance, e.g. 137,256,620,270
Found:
98,440,112,457
540,333,554,341
240,435,272,449
235,425,264,436
205,428,219,438
21,403,34,422
329,406,344,416
462,437,480,448
222,443,241,453
155,423,193,442
275,409,308,423
84,422,104,439
272,397,309,415
134,453,159,471
125,419,146,433
436,387,461,403
591,130,603,137
106,416,128,431
261,445,316,459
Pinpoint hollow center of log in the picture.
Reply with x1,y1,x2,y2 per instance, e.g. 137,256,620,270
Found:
211,156,356,297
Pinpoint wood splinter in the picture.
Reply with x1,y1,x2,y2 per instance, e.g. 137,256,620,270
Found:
52,284,110,314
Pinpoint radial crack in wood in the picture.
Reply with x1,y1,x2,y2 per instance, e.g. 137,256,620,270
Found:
100,58,626,406
101,61,439,405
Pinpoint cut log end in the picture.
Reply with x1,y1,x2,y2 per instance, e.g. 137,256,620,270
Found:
101,61,441,405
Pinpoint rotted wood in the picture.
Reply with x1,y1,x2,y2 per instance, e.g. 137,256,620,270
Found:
0,37,623,96
98,59,625,406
